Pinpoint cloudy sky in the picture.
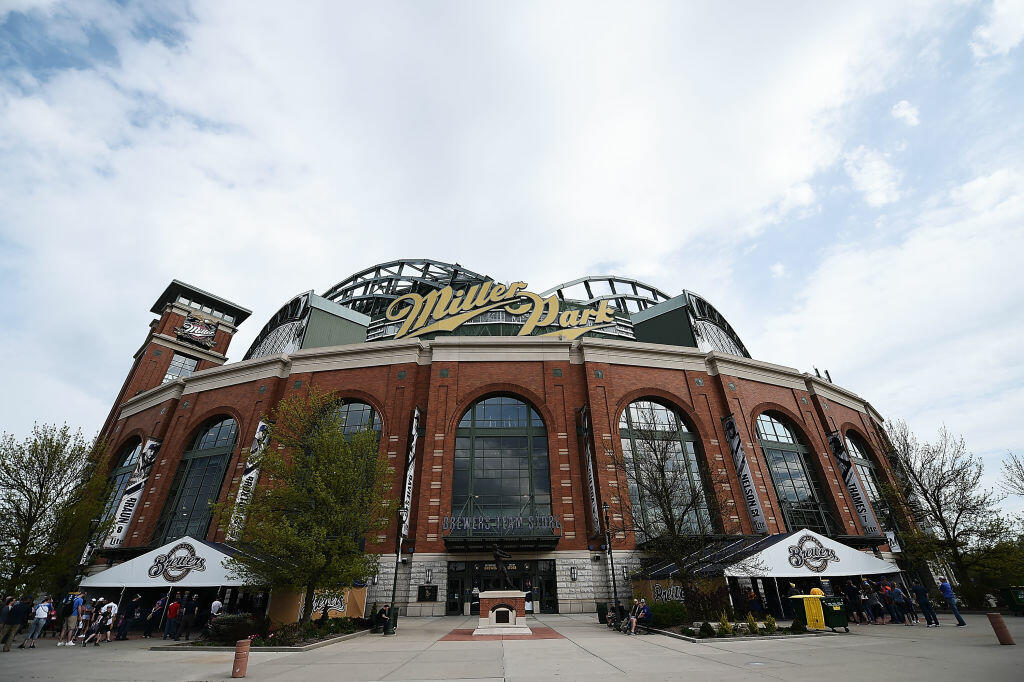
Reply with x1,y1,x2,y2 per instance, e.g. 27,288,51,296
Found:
1,1,1022,511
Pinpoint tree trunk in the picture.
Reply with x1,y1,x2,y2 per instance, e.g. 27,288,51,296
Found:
301,584,316,624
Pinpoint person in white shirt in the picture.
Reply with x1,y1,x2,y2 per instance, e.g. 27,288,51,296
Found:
210,599,222,616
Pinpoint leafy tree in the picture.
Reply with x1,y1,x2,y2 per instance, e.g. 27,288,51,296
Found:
0,424,110,597
880,420,1017,605
214,387,396,623
1001,451,1024,497
609,402,763,619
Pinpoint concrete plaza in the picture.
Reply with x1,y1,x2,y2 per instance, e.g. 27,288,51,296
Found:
0,612,1021,681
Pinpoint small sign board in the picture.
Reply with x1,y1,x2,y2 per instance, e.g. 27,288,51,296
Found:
417,585,438,602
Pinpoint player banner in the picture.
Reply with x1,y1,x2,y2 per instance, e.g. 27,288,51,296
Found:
105,438,161,548
721,414,769,534
226,420,270,542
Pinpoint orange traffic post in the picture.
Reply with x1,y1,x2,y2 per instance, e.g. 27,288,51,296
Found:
986,613,1016,645
232,638,251,677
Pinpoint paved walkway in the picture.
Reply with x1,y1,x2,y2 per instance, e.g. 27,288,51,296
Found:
0,612,1021,680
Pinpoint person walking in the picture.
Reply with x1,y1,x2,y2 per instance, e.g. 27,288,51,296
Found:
117,595,142,640
179,595,199,641
76,598,95,643
0,596,16,652
56,594,82,646
83,598,107,646
891,586,911,626
99,598,118,642
938,577,967,627
143,596,166,638
19,596,53,648
911,579,940,627
164,596,181,640
3,596,33,651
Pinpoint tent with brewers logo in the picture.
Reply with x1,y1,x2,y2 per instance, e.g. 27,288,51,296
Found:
645,529,900,580
80,536,246,588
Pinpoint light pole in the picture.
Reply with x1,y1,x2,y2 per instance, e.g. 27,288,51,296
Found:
603,501,620,630
384,506,409,636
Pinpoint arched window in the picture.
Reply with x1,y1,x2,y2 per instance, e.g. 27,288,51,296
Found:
102,439,142,522
619,400,711,534
755,413,835,536
453,396,550,519
845,431,886,511
153,417,238,543
337,401,382,437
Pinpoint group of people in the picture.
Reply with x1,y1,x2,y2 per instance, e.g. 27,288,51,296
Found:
0,590,227,651
606,598,652,635
839,576,967,628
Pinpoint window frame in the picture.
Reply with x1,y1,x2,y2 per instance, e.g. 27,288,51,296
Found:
618,399,712,536
755,413,836,536
153,417,238,544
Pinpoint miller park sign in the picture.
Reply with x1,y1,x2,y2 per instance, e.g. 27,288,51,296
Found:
385,279,618,340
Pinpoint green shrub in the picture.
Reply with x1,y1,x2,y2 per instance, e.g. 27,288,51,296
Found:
746,612,759,635
698,621,716,638
764,614,777,634
649,601,688,628
717,611,733,637
790,618,806,634
207,614,266,645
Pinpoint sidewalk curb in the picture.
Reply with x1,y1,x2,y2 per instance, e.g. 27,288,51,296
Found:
148,627,371,652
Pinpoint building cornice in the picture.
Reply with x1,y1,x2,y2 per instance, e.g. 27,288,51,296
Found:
119,379,185,419
150,334,229,364
289,339,428,374
705,352,806,391
430,336,579,364
803,374,870,415
181,354,293,395
576,337,707,372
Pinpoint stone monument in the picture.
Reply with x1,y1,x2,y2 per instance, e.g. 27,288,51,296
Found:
471,545,531,635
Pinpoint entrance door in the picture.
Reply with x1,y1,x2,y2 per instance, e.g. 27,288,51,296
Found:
447,576,464,615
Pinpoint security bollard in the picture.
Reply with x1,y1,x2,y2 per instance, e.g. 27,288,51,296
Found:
232,638,250,678
986,613,1016,645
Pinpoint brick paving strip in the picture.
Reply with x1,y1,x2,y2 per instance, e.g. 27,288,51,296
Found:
439,626,565,641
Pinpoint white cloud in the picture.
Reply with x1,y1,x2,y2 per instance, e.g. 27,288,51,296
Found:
769,262,788,279
891,99,920,126
0,0,987,443
971,0,1024,58
844,146,903,206
758,167,1024,508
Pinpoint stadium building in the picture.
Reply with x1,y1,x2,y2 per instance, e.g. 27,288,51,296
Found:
85,259,904,619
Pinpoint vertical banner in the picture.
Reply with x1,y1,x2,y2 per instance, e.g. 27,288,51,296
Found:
227,420,270,542
721,415,769,534
577,406,602,537
826,431,881,536
104,438,161,548
401,407,420,538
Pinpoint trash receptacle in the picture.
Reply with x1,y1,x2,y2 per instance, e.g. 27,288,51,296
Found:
789,595,826,631
820,595,849,632
999,587,1024,616
596,601,608,624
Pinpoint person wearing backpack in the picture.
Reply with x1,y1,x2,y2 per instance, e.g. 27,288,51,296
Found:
57,594,82,646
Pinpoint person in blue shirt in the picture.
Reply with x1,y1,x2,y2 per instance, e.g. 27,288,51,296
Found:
58,594,83,646
938,577,967,626
911,579,940,627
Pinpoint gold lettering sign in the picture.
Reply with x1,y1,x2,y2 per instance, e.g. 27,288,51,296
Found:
385,280,617,340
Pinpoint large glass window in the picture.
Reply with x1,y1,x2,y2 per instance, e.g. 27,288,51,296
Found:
755,413,836,536
153,417,238,543
619,400,711,535
452,396,550,519
163,353,199,383
102,440,142,522
337,401,382,436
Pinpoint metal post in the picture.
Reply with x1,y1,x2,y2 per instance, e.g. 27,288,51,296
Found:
384,507,409,636
603,502,620,630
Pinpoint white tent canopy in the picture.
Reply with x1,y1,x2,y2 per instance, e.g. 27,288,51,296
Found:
723,529,899,578
80,536,245,588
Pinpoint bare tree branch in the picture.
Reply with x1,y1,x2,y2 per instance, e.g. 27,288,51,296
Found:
1000,451,1024,497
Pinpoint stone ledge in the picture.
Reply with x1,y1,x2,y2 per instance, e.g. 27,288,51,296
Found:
147,627,372,652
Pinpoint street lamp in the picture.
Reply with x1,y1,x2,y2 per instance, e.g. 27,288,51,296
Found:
602,501,620,630
384,506,409,636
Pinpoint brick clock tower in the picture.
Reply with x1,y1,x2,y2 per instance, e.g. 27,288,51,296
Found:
100,280,251,438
